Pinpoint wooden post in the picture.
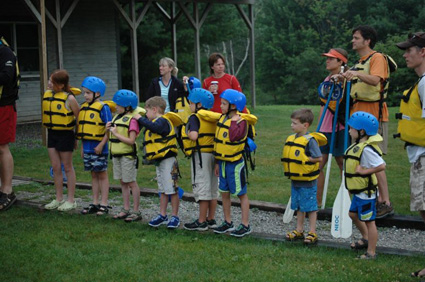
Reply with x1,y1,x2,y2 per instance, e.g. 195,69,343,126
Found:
39,0,48,146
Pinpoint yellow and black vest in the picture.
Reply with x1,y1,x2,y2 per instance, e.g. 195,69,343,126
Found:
396,76,425,146
344,134,382,195
181,109,221,157
213,112,258,162
109,113,138,158
42,90,76,130
281,132,327,181
143,112,183,161
77,101,106,141
350,52,389,102
174,96,191,123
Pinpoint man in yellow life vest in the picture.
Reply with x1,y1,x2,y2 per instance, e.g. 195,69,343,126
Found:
77,76,112,216
342,25,393,219
181,88,220,231
345,111,385,260
395,32,425,277
213,89,257,237
134,96,184,229
282,109,326,245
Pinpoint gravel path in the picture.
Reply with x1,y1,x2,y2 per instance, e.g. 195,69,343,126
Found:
12,123,425,255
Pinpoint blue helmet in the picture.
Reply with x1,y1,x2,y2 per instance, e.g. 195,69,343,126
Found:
188,88,214,110
81,76,106,96
188,76,201,90
220,89,246,112
113,89,138,109
348,111,378,136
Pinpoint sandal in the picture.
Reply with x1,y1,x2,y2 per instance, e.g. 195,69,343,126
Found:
0,192,17,211
285,230,304,241
96,205,110,216
350,238,368,250
304,232,318,245
125,211,142,223
357,252,377,260
411,269,425,278
80,204,99,215
113,208,130,220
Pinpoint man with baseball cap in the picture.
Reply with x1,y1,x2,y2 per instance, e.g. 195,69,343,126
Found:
395,34,425,279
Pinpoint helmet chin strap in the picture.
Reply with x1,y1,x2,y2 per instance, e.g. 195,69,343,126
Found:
355,129,366,143
89,92,96,105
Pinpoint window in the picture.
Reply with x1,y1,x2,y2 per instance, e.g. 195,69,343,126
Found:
0,23,39,77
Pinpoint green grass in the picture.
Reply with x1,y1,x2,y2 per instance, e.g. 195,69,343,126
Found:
11,105,413,215
1,206,422,282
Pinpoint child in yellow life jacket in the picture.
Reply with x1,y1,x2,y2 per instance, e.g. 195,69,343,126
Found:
42,69,80,212
213,89,257,237
282,109,325,244
77,76,112,216
133,96,184,229
181,88,220,231
345,111,385,260
107,90,142,222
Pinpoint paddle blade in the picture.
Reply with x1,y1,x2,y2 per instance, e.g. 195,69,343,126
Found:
283,197,295,224
331,180,352,238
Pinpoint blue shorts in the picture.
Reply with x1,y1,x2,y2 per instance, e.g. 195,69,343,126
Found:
349,195,376,222
83,153,108,172
291,185,318,213
218,159,247,196
319,131,347,157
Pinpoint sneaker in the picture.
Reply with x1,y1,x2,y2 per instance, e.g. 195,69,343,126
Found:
230,224,252,237
149,214,168,227
206,219,218,229
57,201,77,211
214,221,235,234
167,216,180,229
184,219,208,231
376,202,394,219
44,199,65,210
0,192,17,211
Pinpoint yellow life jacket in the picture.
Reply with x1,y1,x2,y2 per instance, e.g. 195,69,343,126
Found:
109,112,138,158
213,112,258,162
344,134,382,195
396,77,425,146
77,101,107,141
143,112,183,161
281,132,327,181
42,90,76,130
350,52,393,102
174,96,191,123
181,109,221,157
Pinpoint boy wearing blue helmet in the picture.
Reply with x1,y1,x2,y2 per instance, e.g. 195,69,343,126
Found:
213,89,258,237
345,111,386,259
107,90,142,222
181,88,220,231
78,76,112,216
134,96,184,229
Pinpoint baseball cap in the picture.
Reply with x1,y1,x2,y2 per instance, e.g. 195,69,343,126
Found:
396,32,425,50
321,49,348,64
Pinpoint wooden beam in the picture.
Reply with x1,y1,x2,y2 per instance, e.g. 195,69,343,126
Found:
135,0,152,28
61,0,80,28
249,4,255,109
235,4,252,30
112,0,134,28
39,0,48,145
23,0,42,23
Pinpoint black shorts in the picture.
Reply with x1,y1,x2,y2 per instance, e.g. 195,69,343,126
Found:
47,129,75,152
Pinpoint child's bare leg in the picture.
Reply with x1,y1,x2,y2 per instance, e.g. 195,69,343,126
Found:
121,180,130,211
296,211,305,233
91,171,100,205
207,199,217,221
159,193,169,216
308,211,317,234
170,193,179,217
221,192,232,223
98,171,109,206
239,194,250,226
129,181,140,212
350,211,369,242
199,200,209,222
48,148,64,201
60,151,75,203
365,221,377,255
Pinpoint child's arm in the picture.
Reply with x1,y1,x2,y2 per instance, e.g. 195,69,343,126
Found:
136,116,170,136
94,134,109,155
309,156,323,163
355,163,386,175
68,94,80,149
229,116,247,142
94,105,112,154
187,115,200,141
109,119,139,146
